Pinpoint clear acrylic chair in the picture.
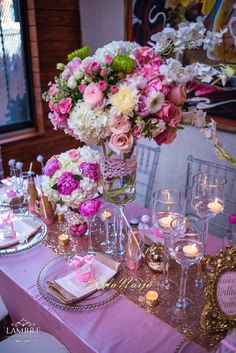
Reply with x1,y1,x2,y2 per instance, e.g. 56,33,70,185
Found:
0,146,4,180
185,155,236,237
135,143,161,208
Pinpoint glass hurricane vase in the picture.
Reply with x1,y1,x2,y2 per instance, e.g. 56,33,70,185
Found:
101,153,137,256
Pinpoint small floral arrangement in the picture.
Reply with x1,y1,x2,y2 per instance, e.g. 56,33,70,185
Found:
42,146,101,210
43,19,235,164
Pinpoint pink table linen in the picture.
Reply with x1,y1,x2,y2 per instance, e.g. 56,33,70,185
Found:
0,203,222,353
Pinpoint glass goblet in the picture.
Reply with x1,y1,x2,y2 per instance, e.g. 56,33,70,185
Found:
152,189,186,290
100,206,113,254
191,173,226,288
169,215,204,314
127,229,144,284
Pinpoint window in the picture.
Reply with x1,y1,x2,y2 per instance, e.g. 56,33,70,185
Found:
0,0,34,134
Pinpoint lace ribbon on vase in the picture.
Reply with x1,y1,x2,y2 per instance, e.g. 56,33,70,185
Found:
101,157,137,180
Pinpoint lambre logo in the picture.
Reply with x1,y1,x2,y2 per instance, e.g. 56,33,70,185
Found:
7,318,40,341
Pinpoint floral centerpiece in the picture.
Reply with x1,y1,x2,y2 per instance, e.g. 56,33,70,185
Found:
42,146,101,235
43,19,235,164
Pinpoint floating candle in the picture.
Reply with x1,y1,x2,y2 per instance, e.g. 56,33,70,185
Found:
159,215,174,229
101,210,112,220
145,290,159,307
207,199,223,214
183,244,199,257
58,233,69,246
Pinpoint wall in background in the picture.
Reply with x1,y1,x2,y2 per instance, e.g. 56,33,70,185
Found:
79,0,236,194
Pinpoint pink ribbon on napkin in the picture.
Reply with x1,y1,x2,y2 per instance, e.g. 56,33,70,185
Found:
70,255,95,283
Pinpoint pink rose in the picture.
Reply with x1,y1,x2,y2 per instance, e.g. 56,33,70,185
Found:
98,80,107,91
104,54,113,65
109,115,131,134
108,133,134,154
49,100,59,113
133,126,141,140
167,85,187,105
153,129,176,146
61,68,71,80
79,84,86,93
59,98,72,114
82,58,93,76
158,101,181,126
48,84,58,97
100,69,107,77
110,85,118,94
91,61,100,72
83,83,105,109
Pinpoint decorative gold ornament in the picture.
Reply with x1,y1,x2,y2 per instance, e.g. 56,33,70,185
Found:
145,244,165,272
200,246,236,333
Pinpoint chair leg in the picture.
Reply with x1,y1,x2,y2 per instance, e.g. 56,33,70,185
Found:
0,315,12,342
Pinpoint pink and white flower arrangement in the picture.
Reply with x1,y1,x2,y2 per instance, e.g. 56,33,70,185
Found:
43,20,235,164
42,146,101,210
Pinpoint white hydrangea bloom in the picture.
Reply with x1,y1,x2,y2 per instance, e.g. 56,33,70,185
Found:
93,41,140,63
68,102,110,144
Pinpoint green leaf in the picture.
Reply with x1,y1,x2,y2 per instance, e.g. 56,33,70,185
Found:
67,46,91,61
52,184,58,190
56,63,65,70
74,174,83,181
111,55,135,74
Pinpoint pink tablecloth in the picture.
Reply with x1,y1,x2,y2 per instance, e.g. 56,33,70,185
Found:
0,203,222,353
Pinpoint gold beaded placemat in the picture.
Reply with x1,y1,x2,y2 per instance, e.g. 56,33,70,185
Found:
42,217,224,352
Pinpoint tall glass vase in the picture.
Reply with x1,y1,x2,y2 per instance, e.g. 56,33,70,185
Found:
101,153,137,256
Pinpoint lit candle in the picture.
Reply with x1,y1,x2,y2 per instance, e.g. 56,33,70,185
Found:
58,233,69,246
159,215,174,229
145,290,159,307
183,244,199,257
101,210,112,220
207,199,223,214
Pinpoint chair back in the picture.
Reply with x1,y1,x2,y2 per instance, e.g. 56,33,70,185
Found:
0,146,3,180
185,155,236,237
135,143,161,208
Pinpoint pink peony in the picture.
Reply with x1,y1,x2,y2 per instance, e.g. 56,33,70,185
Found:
48,84,58,97
103,54,113,65
108,133,134,154
68,149,80,160
98,80,107,91
80,162,100,181
59,98,72,114
79,199,101,217
48,112,68,130
158,101,181,126
44,158,61,177
167,85,187,105
70,222,88,236
109,115,131,134
153,128,177,146
83,83,105,109
57,172,79,195
110,85,118,94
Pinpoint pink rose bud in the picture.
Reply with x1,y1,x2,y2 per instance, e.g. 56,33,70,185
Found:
104,54,113,65
98,80,107,91
167,85,187,105
79,84,86,93
59,97,72,114
100,69,107,77
91,61,100,72
110,85,118,94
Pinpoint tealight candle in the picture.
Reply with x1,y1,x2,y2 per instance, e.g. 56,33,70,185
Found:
183,244,199,257
145,290,159,307
207,200,223,214
159,215,174,229
101,210,112,220
58,233,69,246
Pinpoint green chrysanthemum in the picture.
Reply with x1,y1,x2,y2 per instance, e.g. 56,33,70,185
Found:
67,46,91,61
111,55,135,74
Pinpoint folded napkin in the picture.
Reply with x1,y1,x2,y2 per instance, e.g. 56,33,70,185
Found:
0,219,41,249
215,329,236,353
46,253,120,305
